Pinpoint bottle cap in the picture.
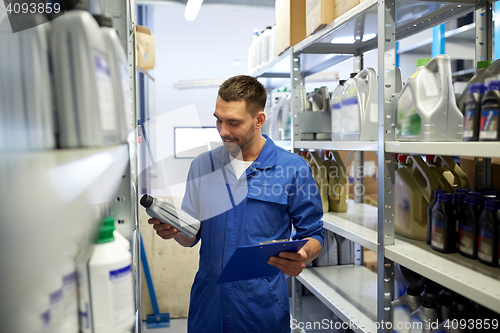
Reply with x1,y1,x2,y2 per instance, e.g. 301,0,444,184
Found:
484,200,500,210
103,217,116,231
416,58,431,67
96,226,115,244
477,60,493,69
467,191,482,197
398,155,408,163
140,194,154,208
301,151,308,157
453,192,467,203
484,190,499,197
426,155,435,162
465,196,481,206
438,193,452,203
434,189,447,198
339,80,346,85
483,195,497,202
488,80,500,91
470,83,487,94
456,188,470,193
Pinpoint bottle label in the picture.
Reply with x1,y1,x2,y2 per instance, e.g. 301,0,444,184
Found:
331,102,342,133
341,98,360,133
479,109,499,139
432,220,445,250
478,230,493,262
459,224,474,255
399,109,422,136
94,52,117,132
109,264,133,321
464,109,475,138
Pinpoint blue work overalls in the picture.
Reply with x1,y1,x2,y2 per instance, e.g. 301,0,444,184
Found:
182,135,324,333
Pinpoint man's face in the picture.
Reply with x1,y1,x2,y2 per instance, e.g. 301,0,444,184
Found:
214,97,256,155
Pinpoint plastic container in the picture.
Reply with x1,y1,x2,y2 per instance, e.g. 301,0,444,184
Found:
341,68,378,141
101,27,132,143
395,155,440,240
331,80,345,141
306,151,329,213
51,10,119,148
392,287,423,333
456,188,469,194
141,194,201,238
397,56,463,142
431,193,457,253
458,196,482,259
437,289,454,322
425,155,453,193
458,60,493,113
427,190,448,245
325,151,348,212
479,80,500,141
410,295,440,333
260,26,272,65
103,217,130,251
463,83,487,141
431,155,470,192
477,200,500,266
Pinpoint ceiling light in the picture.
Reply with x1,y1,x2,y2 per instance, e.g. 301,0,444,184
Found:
185,0,204,21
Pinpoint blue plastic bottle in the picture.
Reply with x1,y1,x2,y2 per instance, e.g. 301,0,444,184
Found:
458,196,482,259
477,200,500,266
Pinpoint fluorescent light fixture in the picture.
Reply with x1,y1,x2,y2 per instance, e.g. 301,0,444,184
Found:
185,0,204,21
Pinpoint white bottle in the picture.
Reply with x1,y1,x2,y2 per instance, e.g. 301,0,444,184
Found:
260,26,272,65
40,266,64,333
331,80,345,141
51,10,119,148
101,27,133,144
103,217,130,251
268,25,277,63
141,194,201,238
56,244,79,333
397,55,463,141
16,289,51,333
89,226,134,333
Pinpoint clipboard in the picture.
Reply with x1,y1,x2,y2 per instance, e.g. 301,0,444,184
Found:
215,239,309,284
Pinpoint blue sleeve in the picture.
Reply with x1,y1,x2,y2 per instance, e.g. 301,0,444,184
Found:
181,160,202,247
288,161,324,247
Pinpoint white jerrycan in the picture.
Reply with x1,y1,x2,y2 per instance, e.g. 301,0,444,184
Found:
341,68,378,141
397,55,463,141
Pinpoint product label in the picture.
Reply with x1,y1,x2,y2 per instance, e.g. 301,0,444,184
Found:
395,172,412,235
432,220,445,250
120,64,132,130
464,109,475,138
398,108,422,136
94,51,117,132
478,229,493,262
341,97,360,133
109,264,133,321
459,224,474,255
423,77,439,97
331,102,342,134
479,109,499,140
41,309,50,333
63,271,78,318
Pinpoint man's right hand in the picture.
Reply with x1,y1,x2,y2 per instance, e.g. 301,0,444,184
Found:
148,217,197,247
148,218,181,240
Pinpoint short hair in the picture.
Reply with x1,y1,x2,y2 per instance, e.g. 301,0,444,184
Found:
218,75,267,117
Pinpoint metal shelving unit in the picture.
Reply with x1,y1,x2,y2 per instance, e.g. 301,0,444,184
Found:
253,0,497,331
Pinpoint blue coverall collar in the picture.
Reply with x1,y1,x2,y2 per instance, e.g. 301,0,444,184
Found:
215,134,277,170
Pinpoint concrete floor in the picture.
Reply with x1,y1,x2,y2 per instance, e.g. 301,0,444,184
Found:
142,318,188,333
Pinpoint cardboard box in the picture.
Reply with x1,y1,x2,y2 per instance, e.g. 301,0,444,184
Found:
306,0,335,36
460,157,500,191
346,0,363,12
336,151,378,204
136,25,156,71
275,0,306,56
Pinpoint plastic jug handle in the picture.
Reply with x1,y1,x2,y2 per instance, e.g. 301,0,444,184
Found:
332,151,348,186
408,156,434,201
433,155,470,190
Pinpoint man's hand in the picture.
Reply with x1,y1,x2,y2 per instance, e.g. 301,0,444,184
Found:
267,248,307,277
148,218,181,239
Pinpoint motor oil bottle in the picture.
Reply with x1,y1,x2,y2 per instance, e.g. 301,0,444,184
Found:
421,281,442,302
455,188,469,194
410,295,440,333
306,151,329,213
431,193,457,253
425,155,453,193
396,155,440,240
459,196,482,259
477,200,500,266
325,150,348,212
431,155,470,191
479,80,500,141
341,68,379,141
427,190,448,245
331,80,346,141
140,195,201,238
392,286,423,333
463,83,487,141
397,55,463,142
452,192,467,250
458,60,493,113
437,289,455,322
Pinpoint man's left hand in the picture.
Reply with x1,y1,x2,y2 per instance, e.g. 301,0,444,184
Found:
267,248,307,277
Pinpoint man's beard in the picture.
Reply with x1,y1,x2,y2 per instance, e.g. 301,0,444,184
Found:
221,128,255,156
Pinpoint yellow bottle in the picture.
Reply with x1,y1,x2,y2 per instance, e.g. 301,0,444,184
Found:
425,155,454,193
307,151,329,213
325,151,349,212
395,155,439,240
429,155,470,192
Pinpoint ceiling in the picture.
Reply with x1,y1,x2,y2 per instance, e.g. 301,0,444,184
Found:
140,0,275,6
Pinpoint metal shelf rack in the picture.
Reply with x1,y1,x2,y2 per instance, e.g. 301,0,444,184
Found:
253,0,496,331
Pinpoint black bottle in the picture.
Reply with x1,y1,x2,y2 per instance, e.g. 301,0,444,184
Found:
427,190,448,245
456,188,470,194
431,193,457,253
477,200,500,266
458,196,482,259
479,80,500,141
464,83,487,141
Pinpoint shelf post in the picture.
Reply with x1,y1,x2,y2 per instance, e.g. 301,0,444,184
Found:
291,52,303,148
378,0,397,330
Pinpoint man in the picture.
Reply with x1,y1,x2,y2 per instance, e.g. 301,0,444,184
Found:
149,75,324,332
